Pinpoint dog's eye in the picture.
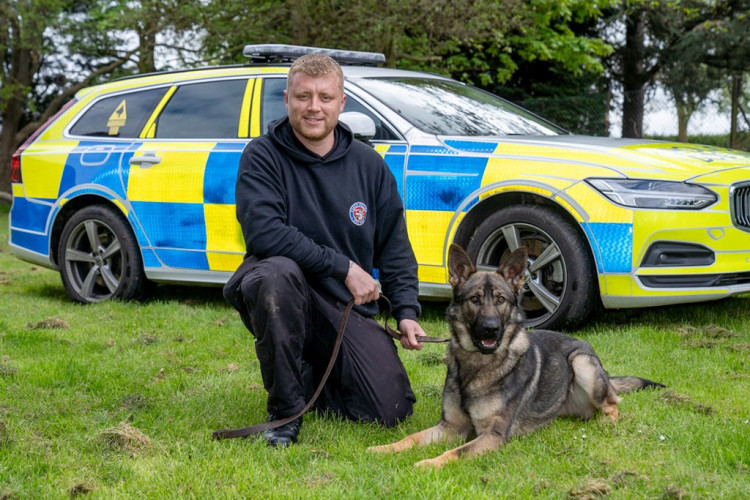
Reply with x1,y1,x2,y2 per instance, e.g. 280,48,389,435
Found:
470,295,481,304
495,296,506,304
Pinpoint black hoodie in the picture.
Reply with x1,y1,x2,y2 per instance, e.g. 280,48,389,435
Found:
234,117,420,322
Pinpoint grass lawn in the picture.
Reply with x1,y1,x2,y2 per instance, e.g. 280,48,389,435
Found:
1,204,748,498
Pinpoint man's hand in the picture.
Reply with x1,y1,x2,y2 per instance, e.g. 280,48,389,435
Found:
344,260,380,305
398,318,425,350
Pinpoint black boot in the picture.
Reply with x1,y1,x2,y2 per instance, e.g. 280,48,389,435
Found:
262,414,302,447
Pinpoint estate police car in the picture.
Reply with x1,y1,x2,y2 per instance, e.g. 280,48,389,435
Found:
9,44,750,329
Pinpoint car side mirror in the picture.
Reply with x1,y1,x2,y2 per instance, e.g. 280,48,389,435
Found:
339,112,376,144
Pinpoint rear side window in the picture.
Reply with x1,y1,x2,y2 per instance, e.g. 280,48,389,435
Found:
155,80,247,139
69,88,167,137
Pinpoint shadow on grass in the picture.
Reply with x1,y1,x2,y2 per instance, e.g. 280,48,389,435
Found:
147,284,228,307
586,294,750,330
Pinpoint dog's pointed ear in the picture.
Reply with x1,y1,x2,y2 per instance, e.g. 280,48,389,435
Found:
498,247,528,291
448,244,476,288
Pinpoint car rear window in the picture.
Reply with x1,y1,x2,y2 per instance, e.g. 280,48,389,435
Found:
69,88,168,138
154,79,247,139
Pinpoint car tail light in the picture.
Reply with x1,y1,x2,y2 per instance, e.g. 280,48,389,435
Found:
10,99,76,185
10,152,22,183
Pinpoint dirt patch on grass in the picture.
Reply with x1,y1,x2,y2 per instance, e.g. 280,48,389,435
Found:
568,478,612,499
28,317,69,329
676,325,738,339
658,390,714,415
0,363,17,377
676,324,746,351
69,482,95,497
98,421,152,455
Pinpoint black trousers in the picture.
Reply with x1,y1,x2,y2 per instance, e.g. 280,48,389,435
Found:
226,256,415,427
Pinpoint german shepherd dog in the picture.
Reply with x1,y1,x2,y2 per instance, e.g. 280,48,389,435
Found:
368,244,663,468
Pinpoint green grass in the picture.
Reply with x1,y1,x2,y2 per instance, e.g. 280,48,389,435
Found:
1,203,748,498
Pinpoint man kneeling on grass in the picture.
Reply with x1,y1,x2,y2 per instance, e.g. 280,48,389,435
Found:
223,52,427,447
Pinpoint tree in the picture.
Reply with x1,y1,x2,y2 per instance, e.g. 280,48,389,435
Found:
603,0,749,141
672,0,750,148
601,0,670,138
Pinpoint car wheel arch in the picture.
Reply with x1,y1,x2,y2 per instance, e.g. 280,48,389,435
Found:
450,191,601,330
452,191,589,252
50,195,134,268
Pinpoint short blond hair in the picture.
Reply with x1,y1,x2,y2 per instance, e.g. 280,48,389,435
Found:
287,53,344,92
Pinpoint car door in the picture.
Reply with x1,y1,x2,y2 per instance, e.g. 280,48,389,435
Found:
125,77,252,280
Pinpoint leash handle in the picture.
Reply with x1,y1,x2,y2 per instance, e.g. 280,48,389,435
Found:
379,294,450,344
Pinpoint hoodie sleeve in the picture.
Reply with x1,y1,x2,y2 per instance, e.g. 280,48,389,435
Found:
235,140,350,280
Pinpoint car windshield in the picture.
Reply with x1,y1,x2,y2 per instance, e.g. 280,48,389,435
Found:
355,77,565,137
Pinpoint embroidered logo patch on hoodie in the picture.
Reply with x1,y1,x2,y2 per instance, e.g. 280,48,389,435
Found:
349,202,367,226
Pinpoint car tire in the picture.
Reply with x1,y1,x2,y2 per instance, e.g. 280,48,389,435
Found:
58,205,151,303
464,205,597,330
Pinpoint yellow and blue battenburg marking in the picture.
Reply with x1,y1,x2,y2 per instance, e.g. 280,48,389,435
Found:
9,64,750,310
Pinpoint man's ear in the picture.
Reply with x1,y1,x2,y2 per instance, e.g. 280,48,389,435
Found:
448,244,476,288
498,247,528,292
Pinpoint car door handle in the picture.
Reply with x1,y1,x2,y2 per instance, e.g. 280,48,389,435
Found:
129,151,162,168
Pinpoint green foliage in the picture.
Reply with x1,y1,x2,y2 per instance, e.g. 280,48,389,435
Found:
1,206,749,497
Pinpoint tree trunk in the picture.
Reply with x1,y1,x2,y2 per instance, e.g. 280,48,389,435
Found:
676,101,690,142
138,27,157,73
0,126,17,199
729,73,741,149
0,45,35,198
621,7,646,138
0,105,23,197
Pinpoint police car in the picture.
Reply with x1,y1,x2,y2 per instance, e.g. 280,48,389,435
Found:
9,44,750,329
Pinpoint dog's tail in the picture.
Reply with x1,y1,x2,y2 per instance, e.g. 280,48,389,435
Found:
610,376,665,394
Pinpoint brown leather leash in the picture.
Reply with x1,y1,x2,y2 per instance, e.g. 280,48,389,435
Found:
212,295,449,440
378,294,451,345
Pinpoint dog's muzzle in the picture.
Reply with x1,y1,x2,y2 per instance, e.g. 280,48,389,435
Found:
474,317,502,354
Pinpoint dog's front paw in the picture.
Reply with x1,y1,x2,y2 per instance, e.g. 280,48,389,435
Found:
414,457,446,469
366,444,394,454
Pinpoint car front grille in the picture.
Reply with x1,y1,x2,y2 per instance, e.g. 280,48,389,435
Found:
732,183,750,230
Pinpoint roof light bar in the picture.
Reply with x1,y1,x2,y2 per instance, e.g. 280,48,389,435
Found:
243,44,386,66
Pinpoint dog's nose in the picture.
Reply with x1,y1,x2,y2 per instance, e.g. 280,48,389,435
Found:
479,318,501,338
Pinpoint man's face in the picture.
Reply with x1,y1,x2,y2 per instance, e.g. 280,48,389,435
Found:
284,72,346,148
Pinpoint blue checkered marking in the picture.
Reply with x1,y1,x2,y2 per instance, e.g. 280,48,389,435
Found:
9,196,53,233
129,201,206,250
58,141,131,198
9,228,50,255
203,142,245,204
156,248,209,269
383,152,406,200
404,155,487,211
584,222,633,273
443,140,499,154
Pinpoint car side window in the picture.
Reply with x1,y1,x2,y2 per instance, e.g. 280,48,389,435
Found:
69,88,167,138
259,78,287,135
155,79,247,139
259,77,399,141
342,97,399,141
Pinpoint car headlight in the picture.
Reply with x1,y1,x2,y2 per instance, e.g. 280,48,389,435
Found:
586,178,717,209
